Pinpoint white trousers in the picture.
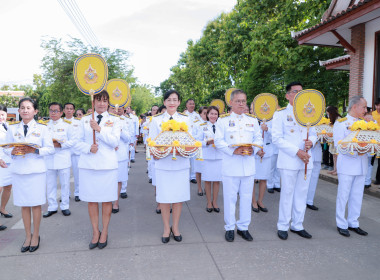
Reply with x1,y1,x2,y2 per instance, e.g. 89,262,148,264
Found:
307,161,321,205
189,157,196,180
148,160,153,179
365,157,373,185
336,174,365,229
72,154,80,196
222,175,254,231
277,169,311,231
47,168,71,211
267,154,280,189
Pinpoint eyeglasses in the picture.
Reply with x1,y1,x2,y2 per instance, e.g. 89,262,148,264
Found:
49,110,61,113
289,90,301,94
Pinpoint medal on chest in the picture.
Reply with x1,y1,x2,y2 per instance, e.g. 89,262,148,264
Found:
229,120,235,127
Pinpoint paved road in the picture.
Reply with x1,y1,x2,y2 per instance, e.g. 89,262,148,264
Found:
1,146,379,280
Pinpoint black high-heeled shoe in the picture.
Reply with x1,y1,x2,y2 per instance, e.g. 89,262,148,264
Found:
98,233,108,249
171,227,182,242
206,206,213,213
161,235,170,243
29,236,40,253
0,211,13,218
89,231,100,250
21,238,31,253
258,203,268,213
212,203,220,213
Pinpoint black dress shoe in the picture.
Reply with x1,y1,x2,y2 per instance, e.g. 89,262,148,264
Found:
213,207,220,213
348,227,368,236
74,196,81,202
149,179,152,184
0,211,13,218
225,230,234,242
162,236,170,243
21,238,30,253
171,228,182,242
258,204,268,213
267,188,274,193
62,209,71,216
112,207,119,214
237,229,253,241
43,210,57,218
274,187,281,192
306,204,319,211
337,227,350,237
120,192,128,199
198,192,203,196
98,237,108,249
0,225,7,231
156,209,161,214
251,204,259,213
89,231,100,249
290,229,312,239
277,230,288,240
206,207,213,213
131,159,135,163
364,184,371,188
170,208,172,213
190,179,197,184
29,236,40,253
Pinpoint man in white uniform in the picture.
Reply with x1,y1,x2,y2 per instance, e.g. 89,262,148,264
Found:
184,99,201,184
44,102,77,217
215,89,263,242
272,82,317,240
63,102,81,202
306,141,322,210
126,106,139,163
333,96,368,237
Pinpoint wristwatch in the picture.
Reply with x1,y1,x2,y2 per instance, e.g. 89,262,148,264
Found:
34,149,40,155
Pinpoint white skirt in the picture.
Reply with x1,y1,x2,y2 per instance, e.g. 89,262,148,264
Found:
255,157,271,180
13,172,46,207
79,169,118,202
156,168,190,203
0,163,12,187
202,159,222,182
194,159,203,173
117,160,128,182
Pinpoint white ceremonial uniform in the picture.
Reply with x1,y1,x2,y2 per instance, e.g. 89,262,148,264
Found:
76,112,121,202
130,113,139,161
193,119,206,173
365,156,373,185
272,104,317,231
307,142,322,205
45,118,77,211
5,120,54,206
117,115,132,184
267,138,280,189
333,114,368,229
65,117,81,197
149,111,191,203
0,122,12,187
121,115,135,193
184,110,201,180
254,120,274,180
215,112,263,231
196,121,223,181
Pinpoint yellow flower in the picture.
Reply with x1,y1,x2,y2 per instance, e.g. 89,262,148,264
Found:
370,139,377,144
143,126,147,130
172,122,181,131
146,138,151,142
321,129,326,134
161,122,169,131
148,141,156,146
351,120,368,131
352,138,358,143
367,121,379,131
180,122,188,132
195,141,202,147
317,117,330,125
172,140,180,146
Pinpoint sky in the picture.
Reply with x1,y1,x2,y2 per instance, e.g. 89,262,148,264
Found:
0,0,236,88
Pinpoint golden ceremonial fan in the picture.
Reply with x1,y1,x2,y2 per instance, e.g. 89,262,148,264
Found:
293,89,326,179
73,53,108,143
252,93,278,122
225,88,237,105
106,79,131,111
210,99,225,114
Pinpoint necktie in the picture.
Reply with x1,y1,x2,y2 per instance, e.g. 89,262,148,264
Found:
24,125,28,137
212,124,216,133
2,123,7,131
97,115,103,124
169,116,173,120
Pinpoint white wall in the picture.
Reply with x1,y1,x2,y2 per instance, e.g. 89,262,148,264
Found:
363,17,380,106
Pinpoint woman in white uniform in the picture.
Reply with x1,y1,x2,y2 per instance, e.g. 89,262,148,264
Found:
76,90,121,249
252,120,273,213
4,98,54,252
149,90,191,243
0,105,13,222
196,106,222,213
194,106,207,196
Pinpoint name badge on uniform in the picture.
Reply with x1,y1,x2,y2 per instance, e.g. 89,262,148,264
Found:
203,127,208,131
246,123,254,127
287,115,293,122
31,132,41,137
229,120,235,127
104,121,114,127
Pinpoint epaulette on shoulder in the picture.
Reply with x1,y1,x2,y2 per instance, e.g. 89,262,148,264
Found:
9,121,21,125
119,116,125,120
199,122,207,126
277,107,286,111
194,119,200,123
178,112,188,117
245,113,256,118
74,117,81,120
338,117,347,123
153,112,164,117
84,112,92,117
109,113,119,117
63,119,71,124
37,120,47,126
219,113,230,118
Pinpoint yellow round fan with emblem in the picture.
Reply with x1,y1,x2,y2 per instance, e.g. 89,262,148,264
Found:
210,99,225,114
73,53,108,95
252,93,278,122
105,79,131,108
225,88,237,105
293,89,325,127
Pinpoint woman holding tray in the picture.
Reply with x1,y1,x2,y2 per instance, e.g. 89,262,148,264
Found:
149,90,192,243
4,98,54,252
